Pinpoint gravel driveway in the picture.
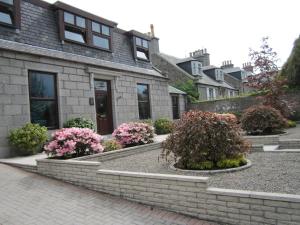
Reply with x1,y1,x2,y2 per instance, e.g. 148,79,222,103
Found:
100,149,300,195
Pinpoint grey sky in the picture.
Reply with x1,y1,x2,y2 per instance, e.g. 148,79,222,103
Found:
45,0,300,68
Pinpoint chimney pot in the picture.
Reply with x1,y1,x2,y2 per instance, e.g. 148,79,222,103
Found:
150,24,155,37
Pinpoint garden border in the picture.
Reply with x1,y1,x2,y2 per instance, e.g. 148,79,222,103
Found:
169,159,252,174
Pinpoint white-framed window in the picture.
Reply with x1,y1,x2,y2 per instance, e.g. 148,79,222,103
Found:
192,61,202,76
228,90,235,97
207,87,216,100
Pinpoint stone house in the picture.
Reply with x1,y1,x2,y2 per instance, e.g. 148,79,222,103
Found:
221,60,254,93
152,50,238,101
0,0,183,157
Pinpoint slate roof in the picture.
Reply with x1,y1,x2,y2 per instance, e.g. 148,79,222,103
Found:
158,53,236,90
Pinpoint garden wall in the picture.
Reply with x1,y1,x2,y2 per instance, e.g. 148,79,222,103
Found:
188,91,300,120
36,159,300,225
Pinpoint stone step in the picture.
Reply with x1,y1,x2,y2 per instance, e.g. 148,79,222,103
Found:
279,139,300,149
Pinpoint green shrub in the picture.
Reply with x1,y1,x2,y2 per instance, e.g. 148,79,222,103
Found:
139,119,153,126
287,120,297,128
216,156,247,169
103,140,122,152
241,105,287,135
154,118,173,134
162,111,250,170
63,117,95,130
186,161,214,170
8,123,48,155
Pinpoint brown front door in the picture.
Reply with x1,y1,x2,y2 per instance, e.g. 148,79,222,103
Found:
94,79,113,135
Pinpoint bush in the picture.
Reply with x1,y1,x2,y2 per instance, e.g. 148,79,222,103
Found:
241,105,287,135
63,117,95,130
287,120,297,128
8,123,48,155
162,111,250,170
44,128,103,158
216,156,247,169
154,118,173,134
139,119,153,126
103,140,122,152
112,122,154,147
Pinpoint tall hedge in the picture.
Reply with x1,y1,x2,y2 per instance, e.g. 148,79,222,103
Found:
281,35,300,86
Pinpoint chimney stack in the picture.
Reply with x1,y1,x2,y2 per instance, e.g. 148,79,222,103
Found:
189,48,210,66
221,60,234,69
243,62,254,73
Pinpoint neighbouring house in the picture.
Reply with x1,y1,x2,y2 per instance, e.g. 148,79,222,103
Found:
152,49,238,101
221,60,254,93
0,0,179,157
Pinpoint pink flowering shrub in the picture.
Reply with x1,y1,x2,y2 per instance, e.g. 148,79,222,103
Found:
44,128,103,158
112,122,154,147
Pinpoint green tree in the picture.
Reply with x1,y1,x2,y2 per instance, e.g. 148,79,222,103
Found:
281,35,300,87
174,80,199,103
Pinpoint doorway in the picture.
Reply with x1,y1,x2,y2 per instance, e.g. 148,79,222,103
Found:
94,79,113,135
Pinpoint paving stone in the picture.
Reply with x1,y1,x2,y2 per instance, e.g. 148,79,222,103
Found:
0,164,217,225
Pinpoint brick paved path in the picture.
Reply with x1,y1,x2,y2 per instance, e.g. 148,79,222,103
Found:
0,164,217,225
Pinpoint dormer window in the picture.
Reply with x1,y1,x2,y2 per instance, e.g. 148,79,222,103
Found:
91,21,111,50
0,0,20,28
215,69,224,81
63,11,87,44
191,61,202,76
134,37,149,60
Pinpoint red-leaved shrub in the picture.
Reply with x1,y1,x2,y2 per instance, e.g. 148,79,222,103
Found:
241,105,287,135
162,111,250,169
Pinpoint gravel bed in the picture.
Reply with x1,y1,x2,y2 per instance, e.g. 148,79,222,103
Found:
99,149,300,194
280,125,300,140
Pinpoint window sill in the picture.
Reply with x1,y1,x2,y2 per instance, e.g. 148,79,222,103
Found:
136,57,150,62
63,39,112,53
0,22,17,29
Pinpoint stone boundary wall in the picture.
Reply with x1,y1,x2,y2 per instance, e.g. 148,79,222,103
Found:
245,135,279,145
74,142,161,162
188,91,300,121
36,159,300,225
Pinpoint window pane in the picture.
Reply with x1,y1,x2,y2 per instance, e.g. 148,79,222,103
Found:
101,25,110,36
142,39,148,49
137,84,150,119
92,22,100,33
137,84,149,101
93,35,109,49
0,0,13,5
138,102,150,120
65,30,85,43
0,11,12,24
64,12,74,24
30,72,55,98
76,16,85,28
135,37,142,46
30,100,58,128
136,50,148,60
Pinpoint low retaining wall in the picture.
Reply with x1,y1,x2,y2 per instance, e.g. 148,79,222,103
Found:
279,139,300,149
1,162,37,173
37,159,101,189
74,142,161,162
245,135,279,145
36,158,300,225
